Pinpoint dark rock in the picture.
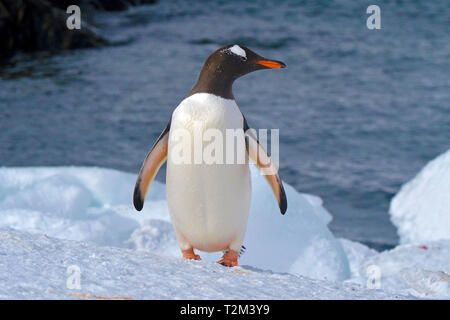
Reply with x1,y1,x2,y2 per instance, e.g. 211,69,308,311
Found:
46,0,157,12
0,0,158,61
0,0,107,61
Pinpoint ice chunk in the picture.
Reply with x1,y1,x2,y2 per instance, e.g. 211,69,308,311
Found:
0,167,140,246
358,240,450,298
390,149,450,244
239,167,350,281
0,166,350,281
339,238,378,278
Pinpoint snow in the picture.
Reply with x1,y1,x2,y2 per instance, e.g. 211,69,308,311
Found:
356,240,450,298
240,170,350,281
0,166,349,282
0,228,405,299
339,238,378,278
390,149,450,244
0,167,141,247
0,159,449,299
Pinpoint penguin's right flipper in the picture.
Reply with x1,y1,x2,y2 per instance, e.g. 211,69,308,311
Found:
133,120,171,211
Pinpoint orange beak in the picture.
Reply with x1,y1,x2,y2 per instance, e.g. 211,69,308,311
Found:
256,60,286,69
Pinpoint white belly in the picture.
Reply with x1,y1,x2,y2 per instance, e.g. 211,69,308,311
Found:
166,93,251,252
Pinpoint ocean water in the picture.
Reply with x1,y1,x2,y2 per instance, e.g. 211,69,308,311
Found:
1,0,449,250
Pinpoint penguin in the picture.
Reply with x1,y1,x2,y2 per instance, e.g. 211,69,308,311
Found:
133,44,287,267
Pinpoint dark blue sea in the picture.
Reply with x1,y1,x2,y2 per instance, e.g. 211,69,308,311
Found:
1,0,449,250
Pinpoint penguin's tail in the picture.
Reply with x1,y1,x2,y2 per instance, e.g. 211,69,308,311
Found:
222,245,246,257
239,245,246,257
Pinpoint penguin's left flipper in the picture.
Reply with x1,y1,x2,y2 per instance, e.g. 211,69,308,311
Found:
133,120,171,211
244,117,287,215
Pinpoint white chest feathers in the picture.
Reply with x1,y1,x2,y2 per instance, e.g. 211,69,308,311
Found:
165,93,251,253
170,93,243,132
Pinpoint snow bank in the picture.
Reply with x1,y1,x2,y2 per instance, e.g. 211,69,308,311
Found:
2,165,450,299
0,166,350,281
340,238,450,299
339,238,378,278
0,167,141,247
0,228,405,299
240,170,349,281
390,149,450,244
357,240,450,298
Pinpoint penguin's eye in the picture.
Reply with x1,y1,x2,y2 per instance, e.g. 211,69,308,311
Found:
239,56,247,61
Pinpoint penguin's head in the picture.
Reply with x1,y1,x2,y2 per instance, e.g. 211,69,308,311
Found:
203,44,286,80
190,44,286,99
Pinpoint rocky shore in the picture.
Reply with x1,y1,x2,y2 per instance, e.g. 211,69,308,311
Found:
0,0,157,61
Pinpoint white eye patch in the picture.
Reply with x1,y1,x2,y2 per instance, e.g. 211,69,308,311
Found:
222,45,247,59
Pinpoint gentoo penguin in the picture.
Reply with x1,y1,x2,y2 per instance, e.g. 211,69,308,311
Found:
133,44,287,267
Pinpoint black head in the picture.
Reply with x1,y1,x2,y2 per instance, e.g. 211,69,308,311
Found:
188,44,286,99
